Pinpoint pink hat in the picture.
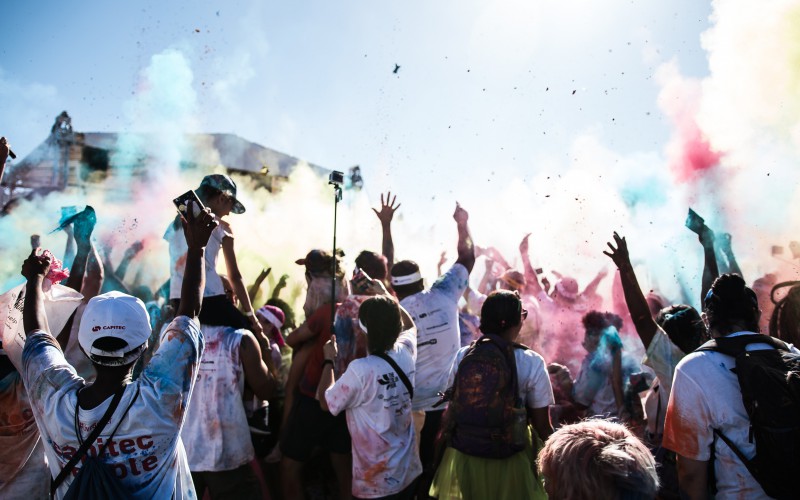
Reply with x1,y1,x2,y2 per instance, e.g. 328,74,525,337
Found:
257,305,285,331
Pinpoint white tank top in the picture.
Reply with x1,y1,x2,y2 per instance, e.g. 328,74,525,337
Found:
180,325,253,471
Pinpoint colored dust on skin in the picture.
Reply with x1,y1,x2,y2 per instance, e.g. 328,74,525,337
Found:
362,460,389,485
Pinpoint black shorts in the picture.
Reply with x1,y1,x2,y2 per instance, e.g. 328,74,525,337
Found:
280,392,351,461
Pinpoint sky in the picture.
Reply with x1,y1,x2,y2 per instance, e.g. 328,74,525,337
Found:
2,0,799,308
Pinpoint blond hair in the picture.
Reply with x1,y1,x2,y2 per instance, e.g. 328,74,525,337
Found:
538,419,658,500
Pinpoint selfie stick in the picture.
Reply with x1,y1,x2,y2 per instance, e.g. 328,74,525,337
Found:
330,173,343,330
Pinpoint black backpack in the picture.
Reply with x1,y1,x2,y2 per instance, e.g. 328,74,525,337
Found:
696,334,800,500
447,334,528,459
51,385,139,500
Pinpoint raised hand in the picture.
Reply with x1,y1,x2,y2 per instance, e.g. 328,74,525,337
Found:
182,200,218,250
372,191,401,226
520,233,532,256
717,232,733,254
453,202,469,225
699,225,715,249
73,207,97,247
124,241,145,260
603,232,631,270
21,249,51,281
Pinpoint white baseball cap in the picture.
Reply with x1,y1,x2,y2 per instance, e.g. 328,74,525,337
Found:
78,291,151,366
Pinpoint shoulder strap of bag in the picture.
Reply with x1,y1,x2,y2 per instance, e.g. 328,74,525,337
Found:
375,352,413,400
50,385,127,496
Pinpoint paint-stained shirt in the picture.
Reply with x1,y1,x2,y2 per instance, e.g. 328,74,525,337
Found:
448,342,555,410
572,350,617,417
663,332,799,499
21,316,204,500
325,327,421,499
401,263,469,411
181,325,253,471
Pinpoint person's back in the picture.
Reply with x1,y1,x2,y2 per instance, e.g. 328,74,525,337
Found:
19,199,217,499
663,273,795,499
181,325,252,471
22,311,202,498
399,265,468,412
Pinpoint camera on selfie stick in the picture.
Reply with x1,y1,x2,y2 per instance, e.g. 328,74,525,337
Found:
329,171,344,329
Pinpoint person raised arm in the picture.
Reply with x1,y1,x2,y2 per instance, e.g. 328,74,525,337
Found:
21,251,52,336
453,202,475,273
699,225,719,307
604,232,658,349
520,233,545,296
581,267,608,298
176,201,218,321
248,267,271,303
271,273,289,300
115,241,143,281
56,214,103,348
716,232,742,278
0,137,10,185
372,191,400,273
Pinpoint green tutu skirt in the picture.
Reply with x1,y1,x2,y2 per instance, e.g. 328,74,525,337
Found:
429,428,547,500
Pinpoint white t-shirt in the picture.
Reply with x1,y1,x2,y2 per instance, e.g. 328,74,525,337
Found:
641,328,685,438
663,332,799,500
21,316,204,499
400,263,469,411
448,341,555,410
325,328,422,499
165,221,229,300
572,351,617,417
181,325,253,472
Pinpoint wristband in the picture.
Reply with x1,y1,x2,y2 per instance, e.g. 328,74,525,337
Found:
322,359,334,369
245,311,255,317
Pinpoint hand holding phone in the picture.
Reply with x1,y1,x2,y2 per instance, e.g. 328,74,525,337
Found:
173,190,205,219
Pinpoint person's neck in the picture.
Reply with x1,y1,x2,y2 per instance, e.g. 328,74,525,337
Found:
79,368,132,410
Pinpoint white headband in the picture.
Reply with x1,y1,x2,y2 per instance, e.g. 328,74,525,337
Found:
358,319,369,334
391,272,422,286
256,308,283,331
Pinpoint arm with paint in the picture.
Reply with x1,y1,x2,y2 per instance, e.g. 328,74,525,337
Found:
454,203,475,273
604,233,658,349
676,456,708,500
581,267,608,298
176,201,218,322
372,191,400,274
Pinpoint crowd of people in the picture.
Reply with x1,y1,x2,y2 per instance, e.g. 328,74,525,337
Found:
0,136,799,500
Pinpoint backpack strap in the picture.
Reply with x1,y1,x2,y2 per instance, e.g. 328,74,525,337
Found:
695,334,789,357
713,428,759,483
50,385,127,496
374,352,413,400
